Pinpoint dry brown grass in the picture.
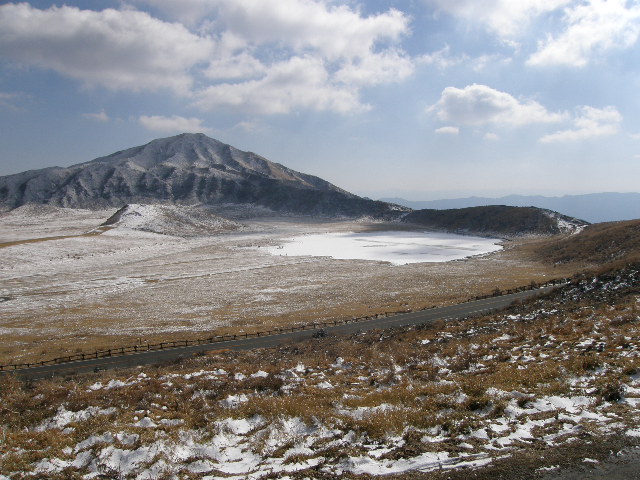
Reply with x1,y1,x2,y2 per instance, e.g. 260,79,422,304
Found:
1,262,638,478
532,219,640,266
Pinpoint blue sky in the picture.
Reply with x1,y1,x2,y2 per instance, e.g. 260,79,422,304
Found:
1,0,639,200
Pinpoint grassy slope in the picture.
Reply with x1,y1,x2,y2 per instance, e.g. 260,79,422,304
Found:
533,219,640,266
1,262,639,478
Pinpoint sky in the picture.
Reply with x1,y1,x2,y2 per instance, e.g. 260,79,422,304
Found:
0,0,639,200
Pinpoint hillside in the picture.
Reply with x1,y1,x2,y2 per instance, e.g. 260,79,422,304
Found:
0,133,401,218
101,204,242,237
402,205,588,237
533,219,640,266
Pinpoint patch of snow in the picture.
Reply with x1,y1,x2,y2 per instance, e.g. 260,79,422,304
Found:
37,406,116,431
221,394,250,409
159,418,185,427
134,417,157,428
316,381,334,389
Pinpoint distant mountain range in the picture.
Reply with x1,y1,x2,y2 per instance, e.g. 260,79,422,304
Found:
381,193,640,223
0,133,400,218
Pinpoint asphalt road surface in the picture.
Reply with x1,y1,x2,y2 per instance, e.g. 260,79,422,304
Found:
5,286,556,381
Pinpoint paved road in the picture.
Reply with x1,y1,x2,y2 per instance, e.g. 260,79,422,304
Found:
5,286,556,381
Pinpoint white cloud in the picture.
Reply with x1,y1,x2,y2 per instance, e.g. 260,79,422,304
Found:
426,0,571,38
233,120,261,132
484,132,500,141
0,2,415,116
429,84,566,126
419,46,467,69
134,0,413,114
83,111,109,122
0,91,29,110
205,52,266,80
528,0,640,67
0,4,214,94
540,105,622,143
435,126,459,135
334,50,414,86
139,115,214,134
195,56,364,115
471,54,512,71
139,0,409,60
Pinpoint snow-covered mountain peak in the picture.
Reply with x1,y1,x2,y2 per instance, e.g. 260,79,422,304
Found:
1,133,395,216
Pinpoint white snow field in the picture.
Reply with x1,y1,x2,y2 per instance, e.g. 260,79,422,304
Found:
265,231,502,265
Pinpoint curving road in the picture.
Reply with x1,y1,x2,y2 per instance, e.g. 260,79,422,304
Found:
5,286,556,381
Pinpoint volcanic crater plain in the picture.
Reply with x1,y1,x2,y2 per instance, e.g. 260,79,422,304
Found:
0,206,577,366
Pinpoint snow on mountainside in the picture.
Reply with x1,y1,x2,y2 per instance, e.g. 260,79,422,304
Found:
0,133,399,218
102,204,241,237
542,208,587,234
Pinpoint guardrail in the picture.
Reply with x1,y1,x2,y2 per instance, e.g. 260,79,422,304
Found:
0,278,569,372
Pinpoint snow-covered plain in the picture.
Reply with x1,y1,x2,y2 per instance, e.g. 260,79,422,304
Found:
265,231,502,265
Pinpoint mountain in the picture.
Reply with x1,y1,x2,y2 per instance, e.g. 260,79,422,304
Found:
381,193,640,223
402,205,588,237
0,133,402,218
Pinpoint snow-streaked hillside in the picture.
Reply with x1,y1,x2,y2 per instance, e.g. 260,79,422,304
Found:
102,204,242,237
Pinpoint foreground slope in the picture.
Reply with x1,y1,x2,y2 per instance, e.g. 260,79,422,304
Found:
2,262,638,479
0,133,400,218
533,219,640,266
